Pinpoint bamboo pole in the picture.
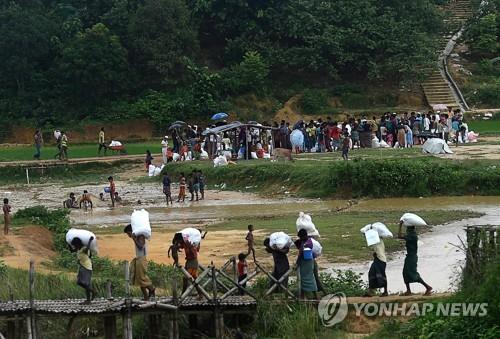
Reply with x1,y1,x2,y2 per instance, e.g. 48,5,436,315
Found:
123,261,132,339
28,260,37,339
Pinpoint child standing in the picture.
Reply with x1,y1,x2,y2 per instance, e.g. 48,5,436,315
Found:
245,224,256,261
342,132,350,161
198,170,205,200
162,173,173,206
71,236,96,304
237,253,248,295
167,238,181,266
108,176,116,207
177,172,186,202
3,198,11,235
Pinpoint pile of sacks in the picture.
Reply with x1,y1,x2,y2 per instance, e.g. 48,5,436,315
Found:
372,136,390,148
66,228,99,253
296,212,320,237
131,209,152,239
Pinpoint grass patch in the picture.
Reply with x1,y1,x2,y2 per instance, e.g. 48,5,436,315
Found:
0,141,161,162
468,120,500,135
0,159,136,185
209,210,481,262
161,157,500,199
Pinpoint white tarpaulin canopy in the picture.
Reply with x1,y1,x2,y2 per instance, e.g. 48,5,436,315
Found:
422,138,453,154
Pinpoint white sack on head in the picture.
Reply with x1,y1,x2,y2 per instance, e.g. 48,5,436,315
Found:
400,213,427,227
131,209,152,239
296,212,320,237
66,228,98,253
269,232,292,249
371,222,393,238
181,227,202,246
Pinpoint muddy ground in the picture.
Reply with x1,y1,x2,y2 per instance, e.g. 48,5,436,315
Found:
2,166,500,294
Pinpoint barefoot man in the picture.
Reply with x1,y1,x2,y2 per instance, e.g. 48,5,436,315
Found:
398,222,432,296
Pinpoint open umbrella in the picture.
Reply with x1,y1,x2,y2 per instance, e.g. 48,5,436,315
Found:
168,121,186,131
211,112,228,120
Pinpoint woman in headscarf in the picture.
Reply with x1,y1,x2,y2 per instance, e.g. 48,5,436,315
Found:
366,235,388,297
295,229,318,300
264,237,290,292
398,222,433,296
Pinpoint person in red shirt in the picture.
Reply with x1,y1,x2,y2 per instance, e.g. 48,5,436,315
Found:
237,253,248,295
330,122,341,151
175,233,204,297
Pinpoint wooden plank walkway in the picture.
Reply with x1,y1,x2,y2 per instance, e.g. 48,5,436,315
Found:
0,295,256,316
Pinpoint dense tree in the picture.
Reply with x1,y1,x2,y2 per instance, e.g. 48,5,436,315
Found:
128,0,198,86
0,0,450,127
56,23,128,113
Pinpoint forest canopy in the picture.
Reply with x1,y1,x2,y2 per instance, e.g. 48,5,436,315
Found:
0,0,446,127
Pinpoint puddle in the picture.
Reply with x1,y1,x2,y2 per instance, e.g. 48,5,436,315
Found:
329,201,500,294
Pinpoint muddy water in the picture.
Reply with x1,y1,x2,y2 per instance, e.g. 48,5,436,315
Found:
3,179,500,294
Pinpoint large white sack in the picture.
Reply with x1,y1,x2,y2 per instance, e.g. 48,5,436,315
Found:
296,212,320,237
181,227,201,246
66,228,98,253
200,150,209,159
365,229,380,246
360,223,392,238
422,138,453,154
372,222,393,238
223,151,232,160
172,153,180,162
213,155,228,167
269,232,292,249
250,151,258,159
400,213,427,227
360,224,372,234
131,209,152,239
311,238,322,257
148,165,156,177
153,166,163,176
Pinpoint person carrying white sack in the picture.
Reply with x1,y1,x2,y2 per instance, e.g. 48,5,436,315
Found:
124,224,155,300
361,223,393,297
398,214,433,296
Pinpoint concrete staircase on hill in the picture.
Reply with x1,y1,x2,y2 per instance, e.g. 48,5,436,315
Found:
421,0,472,110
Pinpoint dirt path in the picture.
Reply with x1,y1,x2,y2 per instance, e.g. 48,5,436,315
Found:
330,203,500,294
0,153,160,168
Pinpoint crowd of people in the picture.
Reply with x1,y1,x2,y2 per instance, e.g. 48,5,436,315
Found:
66,215,431,303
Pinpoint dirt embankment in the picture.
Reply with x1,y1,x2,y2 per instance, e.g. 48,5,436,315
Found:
0,226,55,270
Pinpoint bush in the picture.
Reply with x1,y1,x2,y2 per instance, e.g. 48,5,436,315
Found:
320,270,367,297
